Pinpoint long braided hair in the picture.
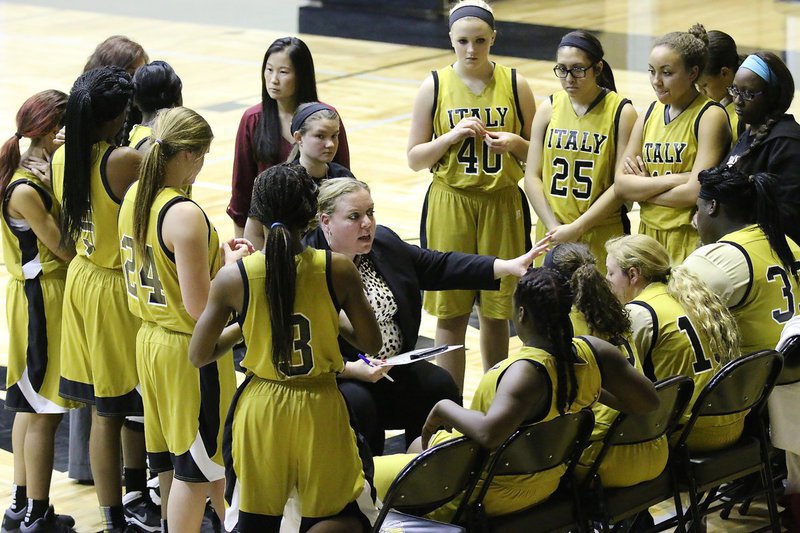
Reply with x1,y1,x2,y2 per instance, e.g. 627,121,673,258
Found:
249,163,318,376
60,66,133,246
515,267,578,415
698,166,795,277
733,52,794,162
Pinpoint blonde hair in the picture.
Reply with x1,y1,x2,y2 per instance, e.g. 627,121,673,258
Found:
317,177,370,218
605,234,740,364
449,0,493,15
134,107,213,257
286,103,340,163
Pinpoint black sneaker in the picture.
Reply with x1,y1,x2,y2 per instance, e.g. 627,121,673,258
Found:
122,491,161,533
200,501,221,533
3,506,75,533
19,506,75,532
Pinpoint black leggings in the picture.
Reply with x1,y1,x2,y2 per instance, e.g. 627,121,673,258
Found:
338,360,461,455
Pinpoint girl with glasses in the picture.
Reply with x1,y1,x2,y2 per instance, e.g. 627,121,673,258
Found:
525,30,636,271
723,52,800,242
614,24,731,263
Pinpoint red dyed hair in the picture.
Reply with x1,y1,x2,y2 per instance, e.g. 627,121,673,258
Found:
0,89,67,198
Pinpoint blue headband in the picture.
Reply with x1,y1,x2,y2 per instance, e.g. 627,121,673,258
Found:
740,55,777,87
290,103,334,135
449,5,495,30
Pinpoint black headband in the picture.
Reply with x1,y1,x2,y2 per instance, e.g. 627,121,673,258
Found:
290,103,333,135
449,5,495,30
558,34,604,62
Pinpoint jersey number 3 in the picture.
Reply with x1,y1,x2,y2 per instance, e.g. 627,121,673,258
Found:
286,314,314,376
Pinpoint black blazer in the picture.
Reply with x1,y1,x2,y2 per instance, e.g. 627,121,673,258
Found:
304,225,498,359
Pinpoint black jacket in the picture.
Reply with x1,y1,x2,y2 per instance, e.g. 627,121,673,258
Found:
304,225,498,359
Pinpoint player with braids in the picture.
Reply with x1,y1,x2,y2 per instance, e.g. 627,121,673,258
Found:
119,107,251,531
0,90,78,531
526,30,636,270
723,52,800,242
694,27,742,143
615,24,730,263
373,267,658,520
606,234,742,452
190,164,382,532
50,66,147,532
685,166,800,354
128,60,183,150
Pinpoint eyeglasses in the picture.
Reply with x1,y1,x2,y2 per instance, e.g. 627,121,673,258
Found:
727,86,765,102
553,64,594,79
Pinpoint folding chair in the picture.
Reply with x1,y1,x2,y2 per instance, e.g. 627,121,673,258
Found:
372,436,486,533
461,410,595,533
581,376,694,533
671,350,784,533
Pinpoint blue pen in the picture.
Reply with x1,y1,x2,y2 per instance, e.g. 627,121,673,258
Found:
357,353,394,382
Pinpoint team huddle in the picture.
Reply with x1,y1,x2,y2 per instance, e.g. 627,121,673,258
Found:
2,0,800,531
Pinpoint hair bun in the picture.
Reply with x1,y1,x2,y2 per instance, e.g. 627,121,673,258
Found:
688,23,709,46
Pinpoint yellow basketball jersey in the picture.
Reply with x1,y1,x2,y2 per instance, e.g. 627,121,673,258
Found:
639,95,720,230
51,142,122,269
719,225,800,354
628,282,718,420
542,90,630,225
1,170,68,280
238,247,343,380
128,124,152,150
725,101,739,146
432,64,524,192
471,338,601,416
118,183,221,333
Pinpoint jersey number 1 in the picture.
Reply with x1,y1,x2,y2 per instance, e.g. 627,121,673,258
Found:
677,316,712,374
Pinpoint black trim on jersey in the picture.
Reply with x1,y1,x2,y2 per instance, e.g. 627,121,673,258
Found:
4,385,34,412
172,451,210,483
419,183,432,249
134,137,149,150
511,68,524,133
24,278,48,393
197,361,222,458
223,374,254,505
99,145,121,204
613,98,632,143
59,377,95,405
324,249,341,312
4,181,44,274
157,196,193,263
717,240,754,309
300,500,372,533
584,88,609,116
96,388,143,417
643,101,657,126
236,259,249,328
577,335,604,377
496,358,553,423
430,70,439,122
627,300,659,381
693,101,724,140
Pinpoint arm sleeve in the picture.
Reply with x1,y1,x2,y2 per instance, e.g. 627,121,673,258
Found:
683,243,749,307
227,109,260,227
627,303,655,365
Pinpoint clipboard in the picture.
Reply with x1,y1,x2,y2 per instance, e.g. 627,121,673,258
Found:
383,344,463,366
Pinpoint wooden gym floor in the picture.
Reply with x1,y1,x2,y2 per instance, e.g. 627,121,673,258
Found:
1,1,799,530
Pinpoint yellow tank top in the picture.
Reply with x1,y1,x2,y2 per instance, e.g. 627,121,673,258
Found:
118,183,220,333
51,142,122,269
432,64,524,192
719,225,800,353
725,101,739,146
471,338,601,417
639,95,719,230
1,170,68,280
542,90,630,226
628,282,718,422
128,124,152,150
239,247,343,380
